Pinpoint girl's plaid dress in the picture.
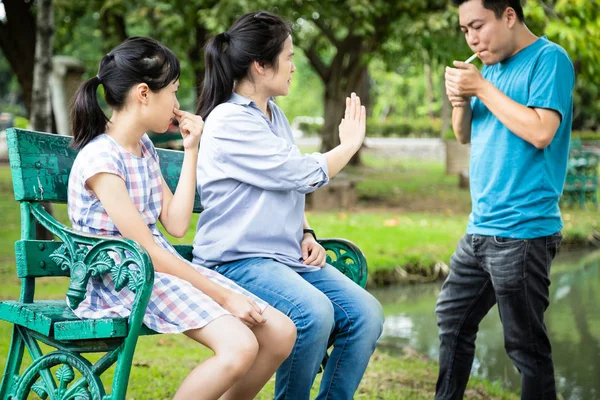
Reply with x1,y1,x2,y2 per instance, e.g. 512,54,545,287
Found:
67,133,268,333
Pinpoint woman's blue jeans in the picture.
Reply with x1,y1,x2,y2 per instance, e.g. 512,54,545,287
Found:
215,258,385,400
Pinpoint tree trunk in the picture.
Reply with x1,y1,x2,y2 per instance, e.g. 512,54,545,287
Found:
441,69,451,138
348,66,370,166
424,62,435,120
0,0,36,112
319,52,367,166
30,0,55,240
31,0,54,133
188,23,209,104
100,8,128,51
321,81,346,152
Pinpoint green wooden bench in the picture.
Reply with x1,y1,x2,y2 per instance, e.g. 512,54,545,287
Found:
562,149,599,210
0,128,368,400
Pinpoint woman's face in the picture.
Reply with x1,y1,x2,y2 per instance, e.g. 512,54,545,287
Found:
263,36,296,97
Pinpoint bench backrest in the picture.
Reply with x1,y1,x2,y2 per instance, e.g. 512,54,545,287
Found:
6,128,202,211
6,128,199,286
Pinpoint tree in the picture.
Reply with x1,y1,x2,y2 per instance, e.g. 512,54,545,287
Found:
255,0,447,153
29,0,55,240
30,0,53,133
0,0,36,112
524,0,600,130
378,6,468,136
133,0,220,102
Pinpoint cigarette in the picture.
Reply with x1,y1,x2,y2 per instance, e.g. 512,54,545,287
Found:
464,52,479,64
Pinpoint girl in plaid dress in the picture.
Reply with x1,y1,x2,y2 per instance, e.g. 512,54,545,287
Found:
68,37,296,400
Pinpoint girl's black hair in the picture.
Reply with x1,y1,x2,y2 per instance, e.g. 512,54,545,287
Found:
71,36,180,149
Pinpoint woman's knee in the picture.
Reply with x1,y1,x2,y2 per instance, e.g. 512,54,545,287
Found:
349,291,385,340
297,294,335,338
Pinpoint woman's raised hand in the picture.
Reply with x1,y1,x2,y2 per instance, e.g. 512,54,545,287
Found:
174,108,204,150
338,93,366,151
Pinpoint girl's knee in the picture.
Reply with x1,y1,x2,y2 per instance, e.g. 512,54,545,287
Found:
262,310,297,361
216,331,259,378
277,316,297,359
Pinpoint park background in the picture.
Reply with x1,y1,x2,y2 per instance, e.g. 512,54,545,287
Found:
0,0,599,398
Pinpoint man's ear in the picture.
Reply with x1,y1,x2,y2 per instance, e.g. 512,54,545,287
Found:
505,7,518,29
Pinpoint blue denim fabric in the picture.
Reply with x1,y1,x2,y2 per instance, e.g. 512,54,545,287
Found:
215,258,384,400
435,233,562,400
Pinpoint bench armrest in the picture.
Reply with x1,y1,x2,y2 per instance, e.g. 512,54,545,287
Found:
28,203,154,335
319,238,368,288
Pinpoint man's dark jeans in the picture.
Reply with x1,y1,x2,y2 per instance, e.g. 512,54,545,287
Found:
435,232,562,400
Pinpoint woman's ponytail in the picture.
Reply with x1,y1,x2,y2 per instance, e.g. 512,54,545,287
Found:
196,33,234,120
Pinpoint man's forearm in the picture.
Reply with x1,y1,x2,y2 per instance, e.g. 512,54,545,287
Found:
477,81,557,149
452,105,473,144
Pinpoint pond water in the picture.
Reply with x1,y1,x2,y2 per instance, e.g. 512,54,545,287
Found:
372,250,600,399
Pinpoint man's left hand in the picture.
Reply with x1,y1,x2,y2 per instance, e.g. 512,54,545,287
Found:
445,61,486,98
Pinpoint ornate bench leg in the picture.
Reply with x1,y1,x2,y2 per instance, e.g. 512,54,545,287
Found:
0,326,25,400
15,351,105,400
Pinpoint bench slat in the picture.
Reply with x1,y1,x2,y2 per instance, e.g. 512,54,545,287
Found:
54,318,128,341
0,300,130,340
15,240,70,278
15,240,194,278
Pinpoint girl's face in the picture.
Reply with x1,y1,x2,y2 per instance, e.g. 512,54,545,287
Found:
263,36,296,97
142,79,180,133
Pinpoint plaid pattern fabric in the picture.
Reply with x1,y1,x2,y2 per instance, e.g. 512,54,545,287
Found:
67,134,267,333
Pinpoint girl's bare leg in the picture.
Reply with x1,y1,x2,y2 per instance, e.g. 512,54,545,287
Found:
222,307,297,400
173,315,259,400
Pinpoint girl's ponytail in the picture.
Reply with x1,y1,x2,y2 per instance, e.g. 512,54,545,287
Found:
70,76,108,150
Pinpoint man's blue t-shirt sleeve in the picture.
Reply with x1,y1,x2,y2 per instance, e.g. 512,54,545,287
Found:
527,48,575,121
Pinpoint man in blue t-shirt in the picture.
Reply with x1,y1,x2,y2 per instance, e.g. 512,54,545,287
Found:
436,1,574,399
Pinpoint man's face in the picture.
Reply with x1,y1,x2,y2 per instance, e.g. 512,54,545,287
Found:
458,0,515,65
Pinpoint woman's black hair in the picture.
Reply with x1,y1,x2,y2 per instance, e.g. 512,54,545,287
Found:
196,11,292,119
71,36,180,149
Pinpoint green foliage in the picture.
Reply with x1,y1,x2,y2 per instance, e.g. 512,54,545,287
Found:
14,116,29,129
293,116,442,138
296,119,323,137
525,0,600,84
524,0,600,130
572,130,600,142
276,48,324,121
368,118,441,138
